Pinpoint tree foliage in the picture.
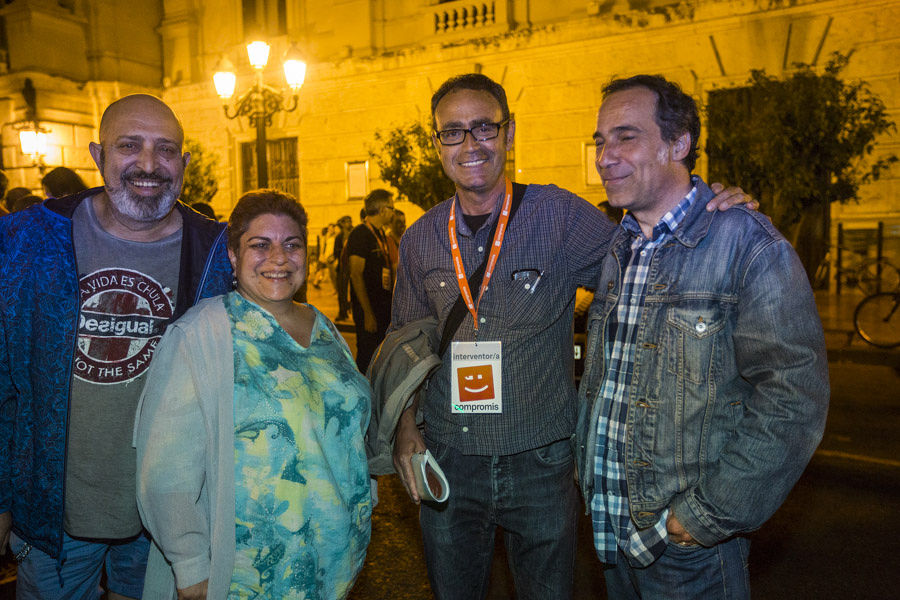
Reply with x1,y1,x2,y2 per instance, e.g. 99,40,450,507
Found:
181,138,220,204
706,52,897,275
368,121,455,210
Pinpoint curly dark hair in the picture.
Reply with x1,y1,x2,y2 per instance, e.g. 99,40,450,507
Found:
602,75,701,172
227,188,308,253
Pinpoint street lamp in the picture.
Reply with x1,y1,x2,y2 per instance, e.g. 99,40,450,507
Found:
214,41,306,187
17,122,49,173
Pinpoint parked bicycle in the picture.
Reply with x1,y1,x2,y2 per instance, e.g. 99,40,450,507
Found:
815,249,900,296
855,257,900,295
854,291,900,348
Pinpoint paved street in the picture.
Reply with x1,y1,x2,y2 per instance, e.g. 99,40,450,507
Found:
748,364,900,599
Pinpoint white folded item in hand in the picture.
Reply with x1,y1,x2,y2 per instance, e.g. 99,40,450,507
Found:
410,449,450,503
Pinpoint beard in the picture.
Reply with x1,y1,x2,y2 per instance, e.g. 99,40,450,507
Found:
104,166,180,223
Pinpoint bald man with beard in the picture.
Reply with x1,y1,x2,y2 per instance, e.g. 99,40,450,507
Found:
0,95,232,599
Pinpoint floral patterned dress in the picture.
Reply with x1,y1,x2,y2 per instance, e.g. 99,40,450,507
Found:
225,292,371,600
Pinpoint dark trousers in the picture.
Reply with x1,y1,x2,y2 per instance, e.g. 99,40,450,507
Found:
337,266,351,317
419,438,578,600
605,537,751,600
352,302,389,373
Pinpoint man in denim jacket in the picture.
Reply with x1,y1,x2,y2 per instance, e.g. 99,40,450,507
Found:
575,75,829,599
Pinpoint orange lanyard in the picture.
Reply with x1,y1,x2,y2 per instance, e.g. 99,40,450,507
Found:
448,178,512,333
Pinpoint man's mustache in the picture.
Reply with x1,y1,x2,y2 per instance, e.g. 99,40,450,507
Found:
122,169,172,184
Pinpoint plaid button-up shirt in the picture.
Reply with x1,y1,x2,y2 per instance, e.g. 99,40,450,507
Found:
391,184,617,455
591,184,697,566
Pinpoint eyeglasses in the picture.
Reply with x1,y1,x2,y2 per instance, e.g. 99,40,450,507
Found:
435,119,510,146
511,269,543,294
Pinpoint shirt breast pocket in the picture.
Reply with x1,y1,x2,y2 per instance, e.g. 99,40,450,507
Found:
665,301,729,385
423,270,461,321
497,270,558,332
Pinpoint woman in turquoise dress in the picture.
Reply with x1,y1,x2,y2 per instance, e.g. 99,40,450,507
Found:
136,190,371,600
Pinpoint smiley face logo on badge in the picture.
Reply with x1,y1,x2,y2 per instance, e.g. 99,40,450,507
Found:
456,365,496,402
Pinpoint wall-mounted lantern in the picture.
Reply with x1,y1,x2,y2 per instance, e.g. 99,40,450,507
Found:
17,123,49,172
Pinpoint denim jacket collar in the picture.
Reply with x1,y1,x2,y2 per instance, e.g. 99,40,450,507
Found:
610,175,715,260
670,176,716,249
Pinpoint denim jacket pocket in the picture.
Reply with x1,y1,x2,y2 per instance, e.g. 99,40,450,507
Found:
665,301,729,385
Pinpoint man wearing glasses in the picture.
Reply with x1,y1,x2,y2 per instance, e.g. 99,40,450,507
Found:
390,73,747,599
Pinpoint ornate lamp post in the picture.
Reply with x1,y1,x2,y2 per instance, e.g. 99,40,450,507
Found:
213,41,306,187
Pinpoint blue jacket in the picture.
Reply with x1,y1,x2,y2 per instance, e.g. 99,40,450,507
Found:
0,188,232,558
574,179,829,547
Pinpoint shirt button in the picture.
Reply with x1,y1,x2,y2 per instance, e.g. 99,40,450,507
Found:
462,426,469,432
440,281,446,287
479,317,486,323
478,246,484,252
640,250,647,257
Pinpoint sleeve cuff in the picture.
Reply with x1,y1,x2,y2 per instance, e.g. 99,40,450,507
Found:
171,554,211,590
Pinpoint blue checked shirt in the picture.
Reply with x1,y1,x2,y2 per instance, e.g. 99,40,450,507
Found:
591,184,698,567
391,184,617,455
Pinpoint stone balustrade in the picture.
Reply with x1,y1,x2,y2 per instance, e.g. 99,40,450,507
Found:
431,1,498,35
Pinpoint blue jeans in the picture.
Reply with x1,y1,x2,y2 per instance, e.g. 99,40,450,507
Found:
420,438,578,600
605,537,751,600
10,531,150,600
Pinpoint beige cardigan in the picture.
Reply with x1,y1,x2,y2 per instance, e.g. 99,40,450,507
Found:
134,296,236,600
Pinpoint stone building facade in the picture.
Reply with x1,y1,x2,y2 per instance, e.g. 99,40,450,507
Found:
159,0,899,268
0,0,165,191
2,0,898,275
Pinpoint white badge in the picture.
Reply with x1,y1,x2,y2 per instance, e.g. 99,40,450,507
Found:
450,341,502,414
